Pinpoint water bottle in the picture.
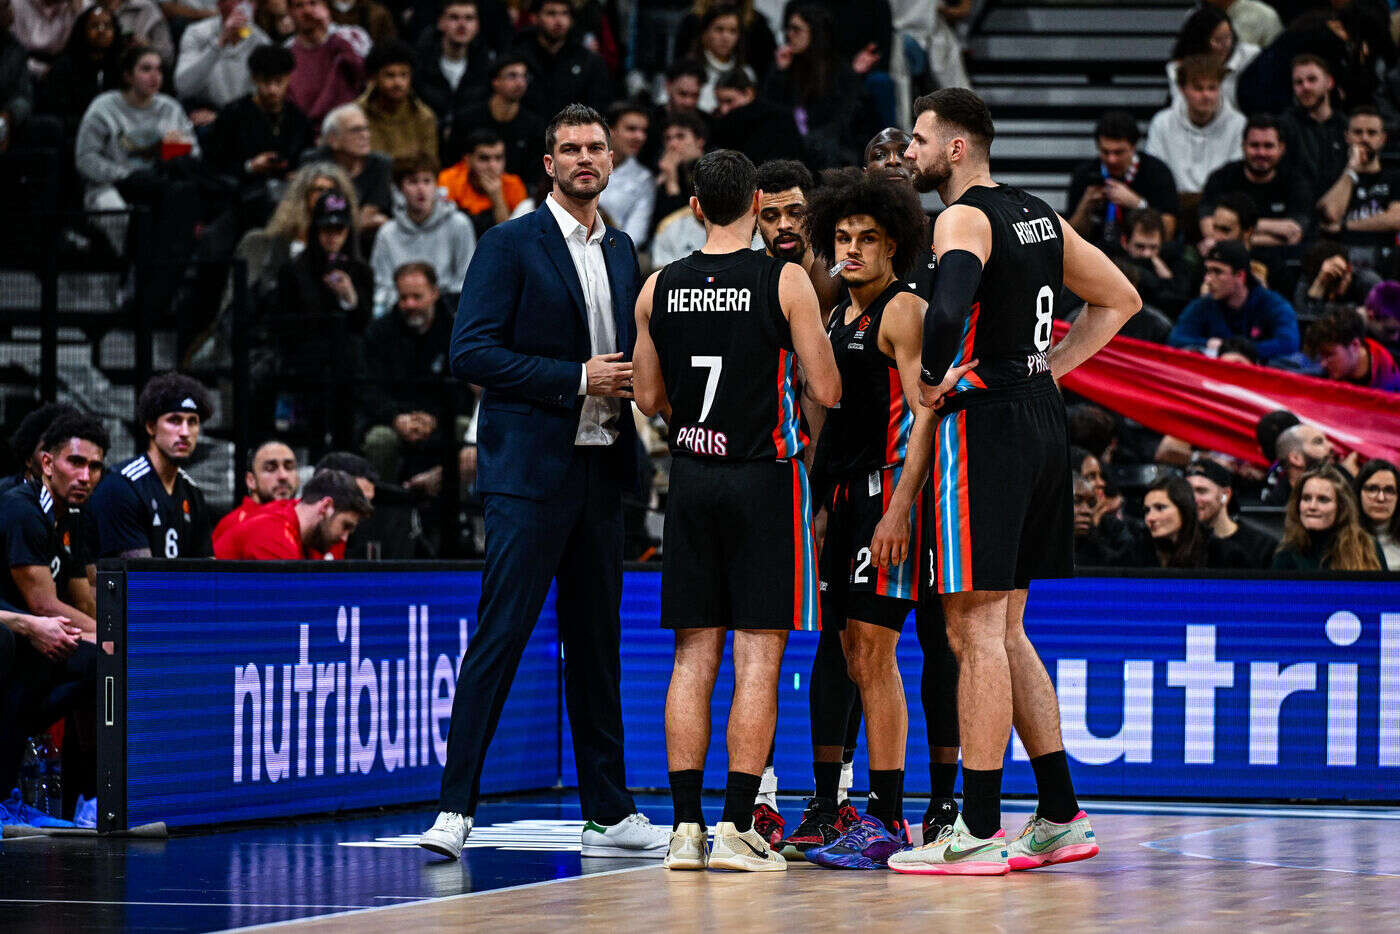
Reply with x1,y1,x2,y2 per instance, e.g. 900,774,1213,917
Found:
40,736,63,818
19,739,40,806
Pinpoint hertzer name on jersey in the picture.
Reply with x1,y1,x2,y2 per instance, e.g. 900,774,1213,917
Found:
943,185,1065,398
651,249,804,461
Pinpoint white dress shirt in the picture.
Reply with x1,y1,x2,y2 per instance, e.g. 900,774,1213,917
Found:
545,193,621,446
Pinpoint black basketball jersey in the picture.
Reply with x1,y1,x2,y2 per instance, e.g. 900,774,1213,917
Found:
819,280,915,477
0,479,79,611
905,247,938,303
945,185,1064,396
651,249,804,461
89,454,214,558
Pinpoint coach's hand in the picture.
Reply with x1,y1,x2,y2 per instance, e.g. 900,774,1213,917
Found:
870,509,909,570
587,352,634,398
918,358,979,411
24,614,81,660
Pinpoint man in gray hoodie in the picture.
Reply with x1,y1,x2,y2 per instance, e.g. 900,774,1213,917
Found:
1145,53,1244,196
370,152,476,315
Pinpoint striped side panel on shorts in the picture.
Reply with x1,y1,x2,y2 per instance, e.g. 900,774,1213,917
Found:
791,458,821,631
933,410,974,594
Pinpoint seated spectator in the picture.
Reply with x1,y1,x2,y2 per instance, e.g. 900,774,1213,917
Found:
88,373,217,559
1169,241,1299,360
74,46,200,215
1146,53,1245,196
370,154,475,315
1365,280,1400,355
1185,455,1278,567
1066,403,1120,465
1206,0,1280,49
1295,240,1379,321
233,161,357,303
1166,6,1257,111
207,45,312,228
514,0,610,118
1072,475,1115,566
413,0,494,136
673,0,775,81
285,0,366,125
1356,458,1400,569
1122,475,1249,569
1317,107,1400,276
216,468,372,559
1266,421,1344,507
10,0,83,76
640,57,704,168
689,4,754,114
308,102,393,234
709,67,804,168
357,39,436,163
102,0,173,64
1278,54,1348,209
361,262,474,488
1067,110,1179,247
652,111,707,237
438,128,525,237
256,0,295,43
1304,306,1400,392
445,56,544,183
1199,114,1306,252
328,0,394,46
1116,208,1193,317
175,0,272,119
1203,191,1277,285
597,100,655,248
210,439,299,551
33,4,120,139
1273,466,1385,570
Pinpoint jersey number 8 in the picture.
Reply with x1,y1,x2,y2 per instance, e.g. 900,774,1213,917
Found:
1033,286,1054,352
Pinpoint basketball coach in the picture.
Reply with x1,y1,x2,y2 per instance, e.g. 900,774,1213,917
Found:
418,104,667,860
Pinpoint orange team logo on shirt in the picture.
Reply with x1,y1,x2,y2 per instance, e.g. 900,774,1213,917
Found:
183,500,190,514
63,531,71,548
858,315,872,332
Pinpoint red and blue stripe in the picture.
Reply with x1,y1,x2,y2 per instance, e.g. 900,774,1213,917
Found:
873,464,921,602
933,411,973,594
952,302,987,394
884,369,915,467
773,349,805,459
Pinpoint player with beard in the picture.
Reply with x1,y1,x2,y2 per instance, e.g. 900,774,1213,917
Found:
887,89,1139,876
755,160,842,320
211,441,300,552
215,469,372,559
89,373,216,559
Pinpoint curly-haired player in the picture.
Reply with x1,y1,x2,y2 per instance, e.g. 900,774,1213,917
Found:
794,172,971,870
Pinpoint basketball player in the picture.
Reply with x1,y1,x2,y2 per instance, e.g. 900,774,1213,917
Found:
632,149,840,872
864,129,963,840
886,89,1139,876
754,160,843,319
89,373,216,559
211,441,300,552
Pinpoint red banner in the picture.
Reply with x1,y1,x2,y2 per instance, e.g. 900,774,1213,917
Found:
1052,321,1400,467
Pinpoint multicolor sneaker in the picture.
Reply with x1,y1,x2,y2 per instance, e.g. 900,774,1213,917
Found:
752,802,785,849
1006,811,1098,870
921,797,959,844
708,821,787,871
778,797,840,860
806,814,910,870
664,822,709,870
886,815,1009,876
836,801,861,833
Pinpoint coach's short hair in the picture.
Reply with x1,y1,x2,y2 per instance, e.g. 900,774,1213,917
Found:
913,88,994,152
137,372,214,426
545,103,610,154
692,149,756,226
40,412,110,455
805,169,929,276
756,159,813,196
302,468,374,517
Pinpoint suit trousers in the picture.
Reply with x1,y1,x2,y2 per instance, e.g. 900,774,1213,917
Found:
438,445,635,822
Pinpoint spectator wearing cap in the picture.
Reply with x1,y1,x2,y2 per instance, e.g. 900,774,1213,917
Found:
1365,281,1400,356
370,154,475,316
357,38,437,163
1186,456,1278,567
175,0,272,117
1317,106,1400,276
308,102,393,235
1145,54,1245,197
215,468,372,559
445,56,544,184
89,372,217,559
1305,307,1400,392
327,0,394,46
273,189,373,333
211,439,299,553
1068,110,1179,248
413,0,495,132
1116,208,1193,318
284,0,365,126
513,0,611,119
438,128,526,237
708,67,803,168
596,100,655,249
1169,240,1300,360
1294,240,1379,322
1278,54,1348,209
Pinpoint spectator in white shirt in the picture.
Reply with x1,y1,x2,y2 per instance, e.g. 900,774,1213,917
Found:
1146,53,1244,195
176,0,271,120
598,100,655,249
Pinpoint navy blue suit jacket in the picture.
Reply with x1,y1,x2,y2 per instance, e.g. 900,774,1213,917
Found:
450,202,640,501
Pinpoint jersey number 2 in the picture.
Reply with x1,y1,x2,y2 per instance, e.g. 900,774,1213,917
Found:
691,355,722,422
1033,286,1054,351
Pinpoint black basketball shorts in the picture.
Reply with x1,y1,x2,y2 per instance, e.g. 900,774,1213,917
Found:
927,377,1074,593
661,457,820,631
819,464,926,631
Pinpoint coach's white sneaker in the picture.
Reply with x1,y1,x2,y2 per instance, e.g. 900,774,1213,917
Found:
581,812,669,858
663,822,709,870
418,811,472,859
708,821,788,872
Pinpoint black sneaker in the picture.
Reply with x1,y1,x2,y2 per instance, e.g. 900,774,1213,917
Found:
921,796,959,844
752,802,785,849
778,796,840,860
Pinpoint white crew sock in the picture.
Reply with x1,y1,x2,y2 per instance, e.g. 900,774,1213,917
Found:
756,765,777,809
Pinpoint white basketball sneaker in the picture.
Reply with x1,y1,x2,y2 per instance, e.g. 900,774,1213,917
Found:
417,811,473,859
663,822,710,870
707,821,788,872
580,812,669,858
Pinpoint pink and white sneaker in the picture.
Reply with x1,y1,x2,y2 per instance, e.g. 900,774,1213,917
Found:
1005,811,1099,870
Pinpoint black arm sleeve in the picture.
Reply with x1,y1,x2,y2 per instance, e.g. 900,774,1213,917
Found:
920,249,984,385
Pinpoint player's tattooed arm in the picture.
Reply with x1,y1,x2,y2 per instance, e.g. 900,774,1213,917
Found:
632,271,671,421
1050,213,1141,380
